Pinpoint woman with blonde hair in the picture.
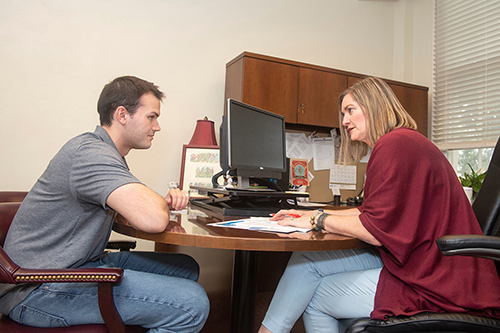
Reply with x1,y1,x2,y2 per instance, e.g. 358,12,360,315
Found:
258,77,500,333
338,76,416,164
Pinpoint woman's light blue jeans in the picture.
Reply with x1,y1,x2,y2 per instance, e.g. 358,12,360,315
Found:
262,248,382,333
9,251,210,332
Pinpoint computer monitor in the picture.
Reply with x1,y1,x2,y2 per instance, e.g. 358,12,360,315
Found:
216,99,286,189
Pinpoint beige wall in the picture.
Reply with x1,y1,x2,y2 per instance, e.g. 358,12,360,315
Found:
0,0,433,193
0,0,433,248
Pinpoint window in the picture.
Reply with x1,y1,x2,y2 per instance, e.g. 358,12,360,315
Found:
447,148,493,178
433,0,500,151
433,0,500,175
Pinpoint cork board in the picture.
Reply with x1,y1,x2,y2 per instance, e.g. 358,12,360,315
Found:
286,130,367,203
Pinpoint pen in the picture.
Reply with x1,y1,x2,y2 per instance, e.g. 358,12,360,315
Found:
220,220,244,226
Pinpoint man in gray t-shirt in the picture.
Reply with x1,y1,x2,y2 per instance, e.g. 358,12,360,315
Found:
1,76,209,332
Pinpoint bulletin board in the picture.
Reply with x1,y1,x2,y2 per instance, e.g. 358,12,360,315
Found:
286,129,366,203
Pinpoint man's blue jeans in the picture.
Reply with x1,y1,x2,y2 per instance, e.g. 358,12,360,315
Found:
9,251,210,332
262,248,382,333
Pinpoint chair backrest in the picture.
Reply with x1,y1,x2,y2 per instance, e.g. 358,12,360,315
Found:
0,191,26,247
473,137,500,236
0,202,21,247
0,191,28,203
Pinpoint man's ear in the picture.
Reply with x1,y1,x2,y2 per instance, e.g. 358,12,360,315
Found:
115,106,129,125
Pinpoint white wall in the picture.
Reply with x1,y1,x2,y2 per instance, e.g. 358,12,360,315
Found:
0,0,433,194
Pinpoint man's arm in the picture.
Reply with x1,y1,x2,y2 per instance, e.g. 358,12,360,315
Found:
106,183,171,233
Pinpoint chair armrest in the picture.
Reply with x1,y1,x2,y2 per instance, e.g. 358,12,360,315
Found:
437,235,500,261
346,312,500,333
12,267,123,284
1,245,123,284
106,240,137,251
0,220,126,332
0,192,28,203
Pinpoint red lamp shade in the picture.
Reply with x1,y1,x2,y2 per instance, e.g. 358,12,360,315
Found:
188,117,218,146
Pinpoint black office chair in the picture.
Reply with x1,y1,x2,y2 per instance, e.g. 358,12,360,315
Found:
346,137,500,333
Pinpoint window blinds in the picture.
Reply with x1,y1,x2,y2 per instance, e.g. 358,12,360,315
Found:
433,0,500,150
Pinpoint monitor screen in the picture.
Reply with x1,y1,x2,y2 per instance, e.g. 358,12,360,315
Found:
221,99,286,185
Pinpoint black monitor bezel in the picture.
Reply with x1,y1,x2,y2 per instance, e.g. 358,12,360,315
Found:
225,99,287,179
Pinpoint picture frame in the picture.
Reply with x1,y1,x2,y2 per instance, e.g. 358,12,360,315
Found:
179,145,221,191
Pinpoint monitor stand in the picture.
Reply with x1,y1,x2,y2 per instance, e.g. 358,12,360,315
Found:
236,176,250,189
189,185,309,217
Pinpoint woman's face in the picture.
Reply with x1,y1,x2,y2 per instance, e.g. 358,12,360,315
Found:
341,93,370,146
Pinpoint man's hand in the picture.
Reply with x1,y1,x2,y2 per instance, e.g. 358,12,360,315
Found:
165,188,188,211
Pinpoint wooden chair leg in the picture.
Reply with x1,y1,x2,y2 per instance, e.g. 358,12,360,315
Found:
98,282,126,333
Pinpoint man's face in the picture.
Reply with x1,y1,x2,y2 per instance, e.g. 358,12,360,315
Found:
124,92,161,150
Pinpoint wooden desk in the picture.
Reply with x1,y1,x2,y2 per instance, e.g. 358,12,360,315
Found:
112,206,366,333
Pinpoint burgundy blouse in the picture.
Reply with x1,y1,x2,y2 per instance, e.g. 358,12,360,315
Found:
359,128,500,320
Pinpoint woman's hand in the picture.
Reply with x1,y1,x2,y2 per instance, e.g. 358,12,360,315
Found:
270,209,316,230
271,208,381,246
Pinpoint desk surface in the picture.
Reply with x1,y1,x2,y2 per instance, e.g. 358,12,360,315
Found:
112,206,366,252
112,206,367,333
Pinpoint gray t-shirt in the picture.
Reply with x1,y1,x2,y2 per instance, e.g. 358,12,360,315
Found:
0,126,141,315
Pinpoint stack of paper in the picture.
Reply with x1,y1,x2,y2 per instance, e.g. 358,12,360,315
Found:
208,217,311,234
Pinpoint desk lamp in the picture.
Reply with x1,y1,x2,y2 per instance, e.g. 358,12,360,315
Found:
179,117,219,191
188,116,218,146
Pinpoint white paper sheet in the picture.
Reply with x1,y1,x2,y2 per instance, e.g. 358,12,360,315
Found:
287,133,313,161
208,217,311,234
312,137,335,171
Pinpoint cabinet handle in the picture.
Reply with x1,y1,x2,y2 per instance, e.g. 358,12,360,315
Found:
300,103,305,114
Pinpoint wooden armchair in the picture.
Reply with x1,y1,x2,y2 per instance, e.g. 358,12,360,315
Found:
0,192,137,253
0,196,145,333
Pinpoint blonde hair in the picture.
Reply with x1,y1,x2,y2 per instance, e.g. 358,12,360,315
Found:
338,77,417,165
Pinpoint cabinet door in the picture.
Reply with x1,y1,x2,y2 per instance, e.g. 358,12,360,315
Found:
242,57,299,122
347,76,361,87
298,68,347,128
348,77,428,137
389,84,428,137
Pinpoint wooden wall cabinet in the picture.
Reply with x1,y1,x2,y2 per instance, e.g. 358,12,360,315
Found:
225,56,300,124
346,76,428,136
298,68,346,127
389,83,428,136
225,52,429,136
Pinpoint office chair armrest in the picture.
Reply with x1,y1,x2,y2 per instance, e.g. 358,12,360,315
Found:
346,312,500,333
106,240,137,251
437,235,500,261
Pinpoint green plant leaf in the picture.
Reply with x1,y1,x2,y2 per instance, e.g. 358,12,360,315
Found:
459,163,486,199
